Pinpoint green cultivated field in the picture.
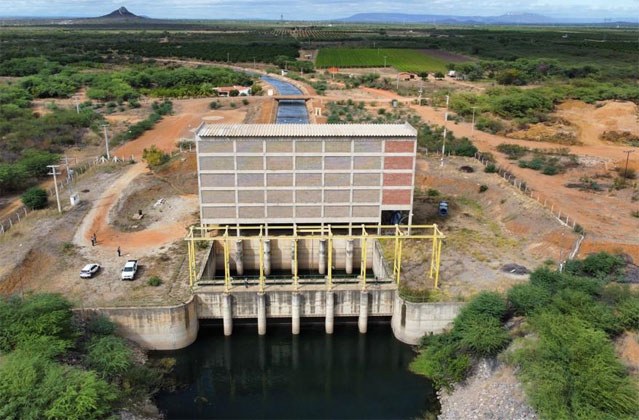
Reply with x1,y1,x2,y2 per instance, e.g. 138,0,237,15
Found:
316,48,449,73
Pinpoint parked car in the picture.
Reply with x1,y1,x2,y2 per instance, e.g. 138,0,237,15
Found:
121,259,138,280
80,263,100,278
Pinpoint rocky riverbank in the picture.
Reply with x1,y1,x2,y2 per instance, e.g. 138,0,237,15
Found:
438,358,537,420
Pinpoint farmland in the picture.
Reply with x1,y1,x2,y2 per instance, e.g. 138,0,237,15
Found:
316,48,450,73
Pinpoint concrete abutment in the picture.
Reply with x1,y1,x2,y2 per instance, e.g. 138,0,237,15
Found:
76,289,463,350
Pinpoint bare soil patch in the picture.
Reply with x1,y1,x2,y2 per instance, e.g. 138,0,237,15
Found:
419,49,473,63
401,156,570,299
408,100,639,262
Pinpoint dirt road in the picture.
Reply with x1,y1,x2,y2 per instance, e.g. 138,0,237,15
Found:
74,100,246,252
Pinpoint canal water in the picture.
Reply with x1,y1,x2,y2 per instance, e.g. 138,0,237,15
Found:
261,75,309,124
152,323,439,419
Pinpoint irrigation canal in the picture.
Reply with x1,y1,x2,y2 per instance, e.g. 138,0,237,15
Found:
261,75,309,124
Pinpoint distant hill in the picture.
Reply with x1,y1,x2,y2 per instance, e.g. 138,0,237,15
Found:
339,12,608,25
98,7,146,20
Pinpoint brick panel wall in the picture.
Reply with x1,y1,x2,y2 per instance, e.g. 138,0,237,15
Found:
382,189,412,205
383,173,413,187
384,156,414,170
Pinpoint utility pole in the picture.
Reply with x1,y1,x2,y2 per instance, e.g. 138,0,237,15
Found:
623,149,635,184
73,95,80,114
227,52,230,63
101,124,111,160
440,95,450,167
384,56,387,68
253,57,256,69
47,165,62,213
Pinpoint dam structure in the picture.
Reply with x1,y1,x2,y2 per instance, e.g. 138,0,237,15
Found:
183,121,458,342
79,82,462,351
186,223,449,340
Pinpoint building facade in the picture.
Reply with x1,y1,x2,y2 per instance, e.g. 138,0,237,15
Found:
196,124,417,226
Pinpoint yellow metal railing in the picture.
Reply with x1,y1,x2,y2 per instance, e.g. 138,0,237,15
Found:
186,224,445,290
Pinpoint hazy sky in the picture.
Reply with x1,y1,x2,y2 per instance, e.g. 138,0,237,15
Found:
1,0,636,19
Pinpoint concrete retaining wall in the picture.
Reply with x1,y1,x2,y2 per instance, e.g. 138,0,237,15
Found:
203,237,376,276
391,294,464,345
196,286,395,319
75,296,199,351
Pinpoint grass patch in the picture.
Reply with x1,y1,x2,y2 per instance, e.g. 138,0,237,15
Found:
316,48,448,73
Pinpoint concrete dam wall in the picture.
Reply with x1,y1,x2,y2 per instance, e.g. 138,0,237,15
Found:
78,289,463,350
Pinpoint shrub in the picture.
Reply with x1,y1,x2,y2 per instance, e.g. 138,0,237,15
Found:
542,165,559,175
479,184,488,193
0,351,118,420
241,98,249,106
86,336,133,378
497,143,528,160
565,252,625,280
410,332,470,390
147,276,162,287
0,293,74,353
484,163,497,173
209,100,221,109
456,291,508,323
457,315,510,356
514,313,639,419
616,297,639,331
21,187,48,209
507,283,552,316
142,145,170,168
427,188,440,197
549,289,622,336
86,315,116,336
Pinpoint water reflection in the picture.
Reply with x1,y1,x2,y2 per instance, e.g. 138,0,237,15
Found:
152,323,438,419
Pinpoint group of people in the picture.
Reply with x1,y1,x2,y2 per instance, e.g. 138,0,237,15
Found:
90,232,122,257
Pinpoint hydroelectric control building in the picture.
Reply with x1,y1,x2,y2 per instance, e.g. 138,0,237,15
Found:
195,123,417,227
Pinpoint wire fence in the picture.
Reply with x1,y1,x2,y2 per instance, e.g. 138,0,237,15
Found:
471,151,585,264
0,154,135,236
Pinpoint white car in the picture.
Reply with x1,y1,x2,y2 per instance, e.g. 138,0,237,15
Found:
121,260,138,281
80,263,100,278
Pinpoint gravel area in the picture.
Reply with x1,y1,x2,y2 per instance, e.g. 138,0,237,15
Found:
438,358,537,420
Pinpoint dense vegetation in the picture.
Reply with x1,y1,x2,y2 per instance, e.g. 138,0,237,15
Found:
0,30,300,68
0,49,252,196
0,294,163,419
410,253,639,418
450,82,639,132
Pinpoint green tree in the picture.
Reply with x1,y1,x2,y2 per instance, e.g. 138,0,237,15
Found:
86,336,133,378
142,145,170,168
21,187,48,210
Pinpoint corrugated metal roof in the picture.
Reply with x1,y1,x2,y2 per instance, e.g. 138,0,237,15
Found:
197,123,417,138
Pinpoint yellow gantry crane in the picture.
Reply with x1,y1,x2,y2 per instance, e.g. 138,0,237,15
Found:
185,224,445,292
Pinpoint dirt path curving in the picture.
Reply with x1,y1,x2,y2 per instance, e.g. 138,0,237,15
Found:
74,102,246,253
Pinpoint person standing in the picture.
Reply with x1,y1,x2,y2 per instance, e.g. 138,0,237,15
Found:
117,246,121,257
